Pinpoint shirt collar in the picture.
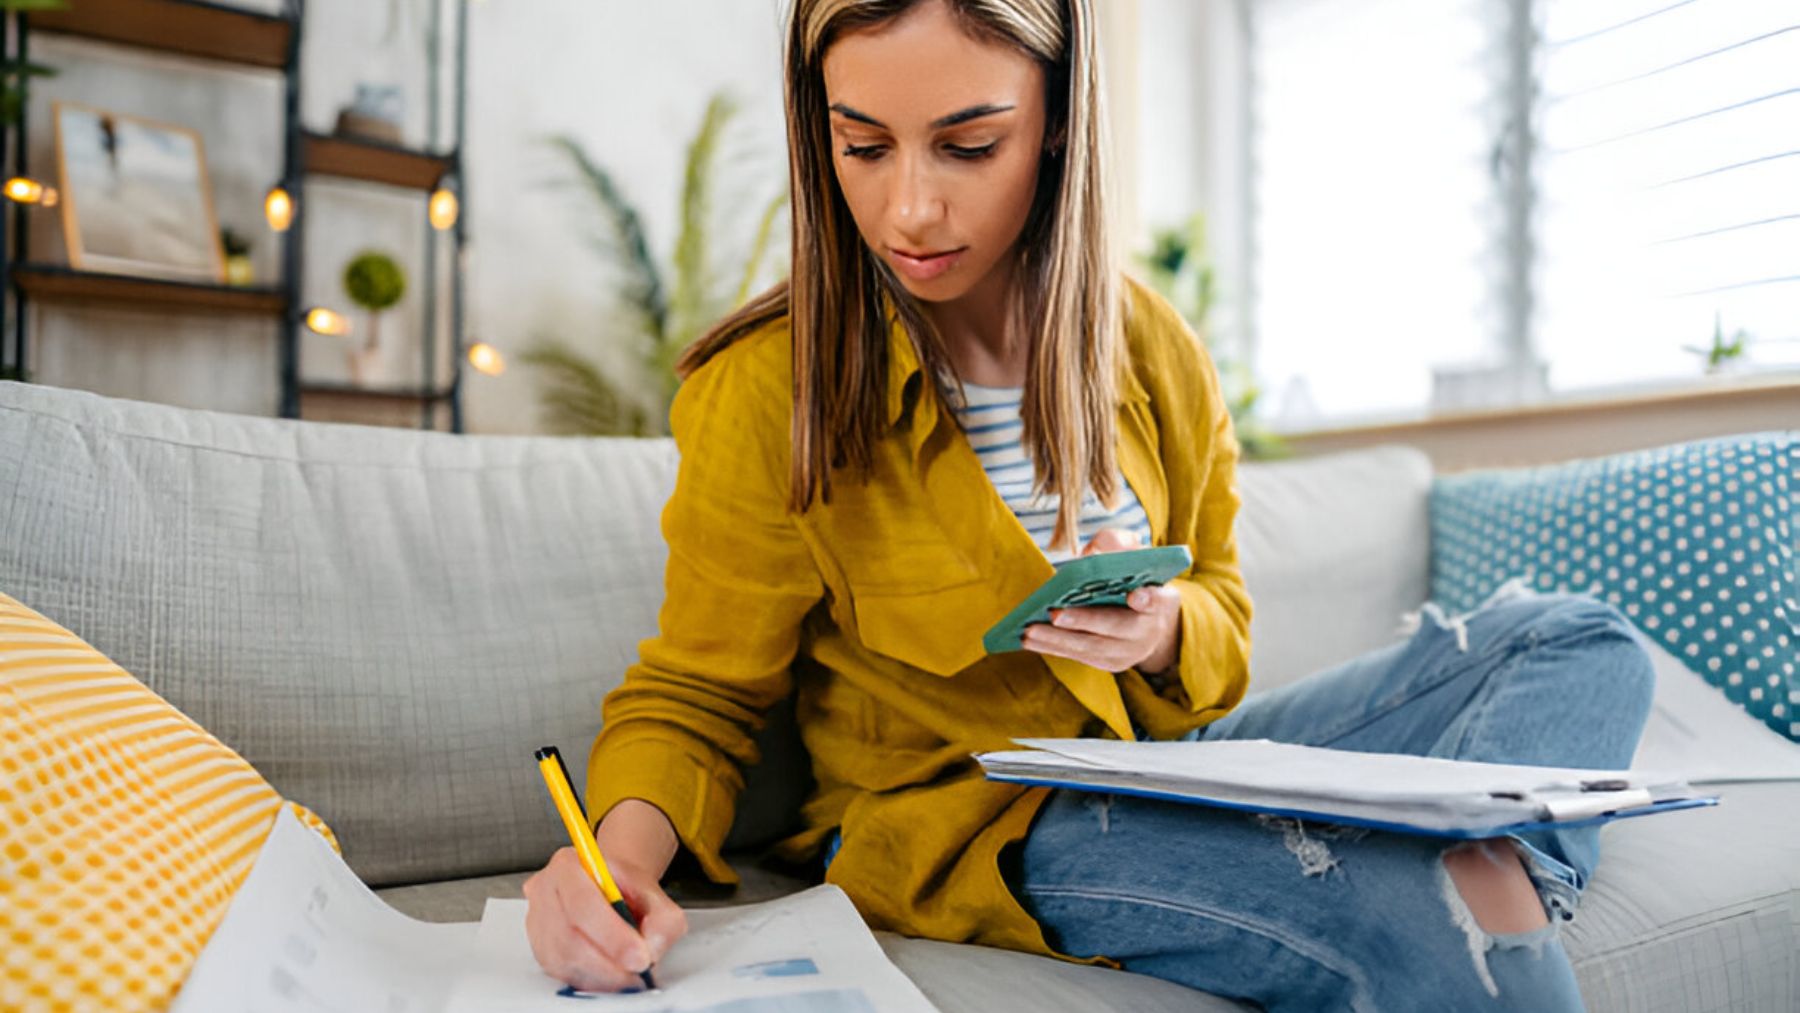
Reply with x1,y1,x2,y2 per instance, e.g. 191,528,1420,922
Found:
882,304,1150,432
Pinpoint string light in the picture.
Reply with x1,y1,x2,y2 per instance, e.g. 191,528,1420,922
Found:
428,187,459,231
4,177,46,204
264,186,295,232
467,341,504,376
303,307,351,336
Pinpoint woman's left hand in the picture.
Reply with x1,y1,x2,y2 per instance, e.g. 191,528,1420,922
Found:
1020,529,1183,676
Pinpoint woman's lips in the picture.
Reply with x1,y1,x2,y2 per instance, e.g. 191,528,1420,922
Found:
890,247,965,282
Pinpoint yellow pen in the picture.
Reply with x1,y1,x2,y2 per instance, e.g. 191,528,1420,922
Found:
534,745,657,991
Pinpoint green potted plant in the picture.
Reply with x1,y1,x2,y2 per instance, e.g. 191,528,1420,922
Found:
220,227,253,287
522,91,787,436
1684,312,1752,376
1137,213,1287,460
342,250,406,385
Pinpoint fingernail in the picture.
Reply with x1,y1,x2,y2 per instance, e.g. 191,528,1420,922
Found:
626,945,651,973
645,934,667,961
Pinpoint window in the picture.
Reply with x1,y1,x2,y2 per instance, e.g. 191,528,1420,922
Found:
1242,0,1800,429
1248,0,1503,426
1535,0,1800,392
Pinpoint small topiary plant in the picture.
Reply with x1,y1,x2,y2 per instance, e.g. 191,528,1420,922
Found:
341,251,407,383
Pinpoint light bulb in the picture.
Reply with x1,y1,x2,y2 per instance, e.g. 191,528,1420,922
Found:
265,186,295,232
4,177,45,204
428,188,459,231
467,341,504,376
304,307,351,336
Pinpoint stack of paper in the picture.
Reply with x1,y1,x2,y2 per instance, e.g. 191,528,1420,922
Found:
174,808,940,1013
977,738,1716,838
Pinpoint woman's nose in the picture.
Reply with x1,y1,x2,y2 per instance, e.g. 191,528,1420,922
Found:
890,154,946,232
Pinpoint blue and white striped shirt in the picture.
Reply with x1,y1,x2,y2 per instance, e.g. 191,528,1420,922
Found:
947,381,1152,563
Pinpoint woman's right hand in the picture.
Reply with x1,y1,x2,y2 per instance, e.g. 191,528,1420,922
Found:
522,798,689,992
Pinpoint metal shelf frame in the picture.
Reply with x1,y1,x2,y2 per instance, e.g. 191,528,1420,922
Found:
0,0,470,432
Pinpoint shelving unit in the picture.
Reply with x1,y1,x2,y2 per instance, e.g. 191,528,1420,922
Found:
12,263,287,315
0,0,470,432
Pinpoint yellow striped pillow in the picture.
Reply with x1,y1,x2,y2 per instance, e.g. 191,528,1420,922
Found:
0,592,336,1012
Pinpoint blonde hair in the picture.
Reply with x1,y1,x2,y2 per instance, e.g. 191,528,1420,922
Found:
677,0,1120,553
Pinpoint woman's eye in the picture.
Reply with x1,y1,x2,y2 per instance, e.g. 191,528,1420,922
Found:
947,142,999,160
841,143,885,160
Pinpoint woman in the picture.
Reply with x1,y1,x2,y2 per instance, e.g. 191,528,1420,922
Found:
522,1,1654,1009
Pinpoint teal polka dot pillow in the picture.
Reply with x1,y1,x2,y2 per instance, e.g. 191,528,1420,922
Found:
1431,433,1799,741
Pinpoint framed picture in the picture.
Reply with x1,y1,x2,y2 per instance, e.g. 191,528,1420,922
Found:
52,101,226,284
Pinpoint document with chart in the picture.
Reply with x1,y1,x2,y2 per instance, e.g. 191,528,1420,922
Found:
445,887,940,1013
170,806,476,1013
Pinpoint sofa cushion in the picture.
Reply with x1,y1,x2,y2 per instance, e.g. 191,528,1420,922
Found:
1235,446,1434,694
0,591,336,1012
0,381,683,886
1569,779,1799,1010
1432,433,1799,741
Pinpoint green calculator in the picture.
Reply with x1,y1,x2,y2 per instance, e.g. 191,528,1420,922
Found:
982,544,1194,654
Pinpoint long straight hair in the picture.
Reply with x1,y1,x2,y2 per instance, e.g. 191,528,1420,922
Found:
676,0,1120,553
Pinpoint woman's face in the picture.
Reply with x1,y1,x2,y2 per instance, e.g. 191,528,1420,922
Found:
822,0,1049,305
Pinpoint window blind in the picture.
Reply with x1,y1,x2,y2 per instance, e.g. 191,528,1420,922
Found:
1534,0,1800,389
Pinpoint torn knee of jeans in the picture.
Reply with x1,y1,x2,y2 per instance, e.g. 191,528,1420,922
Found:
1436,846,1563,1000
1396,602,1472,652
1437,856,1502,998
1255,815,1354,877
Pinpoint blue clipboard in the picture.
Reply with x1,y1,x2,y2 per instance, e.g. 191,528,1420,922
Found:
985,772,1720,840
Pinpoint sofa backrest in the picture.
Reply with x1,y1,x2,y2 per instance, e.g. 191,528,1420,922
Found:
0,382,676,886
0,382,1432,885
1236,444,1435,693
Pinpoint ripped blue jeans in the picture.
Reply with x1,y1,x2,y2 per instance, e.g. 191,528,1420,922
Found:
1008,589,1656,1012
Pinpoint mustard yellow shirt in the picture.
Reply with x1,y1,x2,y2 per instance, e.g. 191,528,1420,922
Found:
586,276,1253,959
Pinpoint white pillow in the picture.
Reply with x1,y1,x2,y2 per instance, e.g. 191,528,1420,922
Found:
1236,446,1434,693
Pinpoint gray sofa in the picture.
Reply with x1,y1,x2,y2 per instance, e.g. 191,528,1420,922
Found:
2,379,1795,1012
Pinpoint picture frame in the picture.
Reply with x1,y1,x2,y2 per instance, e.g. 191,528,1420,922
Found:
51,101,226,284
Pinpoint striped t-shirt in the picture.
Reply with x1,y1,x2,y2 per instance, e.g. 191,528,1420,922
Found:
947,381,1152,563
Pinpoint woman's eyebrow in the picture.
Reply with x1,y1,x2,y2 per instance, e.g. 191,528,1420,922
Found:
828,102,1016,129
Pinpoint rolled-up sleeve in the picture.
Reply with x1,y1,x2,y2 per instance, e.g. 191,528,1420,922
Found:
1168,381,1253,722
1120,293,1253,740
584,341,822,885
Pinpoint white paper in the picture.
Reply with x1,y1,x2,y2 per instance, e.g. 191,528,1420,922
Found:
175,813,938,1013
979,738,1706,833
170,806,476,1013
444,886,939,1013
1630,640,1800,784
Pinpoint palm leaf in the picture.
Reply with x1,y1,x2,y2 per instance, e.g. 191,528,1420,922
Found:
545,135,667,338
735,191,789,306
519,338,653,437
667,94,738,355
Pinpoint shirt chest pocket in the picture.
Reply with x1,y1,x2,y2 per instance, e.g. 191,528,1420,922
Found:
813,470,1010,677
849,579,999,678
